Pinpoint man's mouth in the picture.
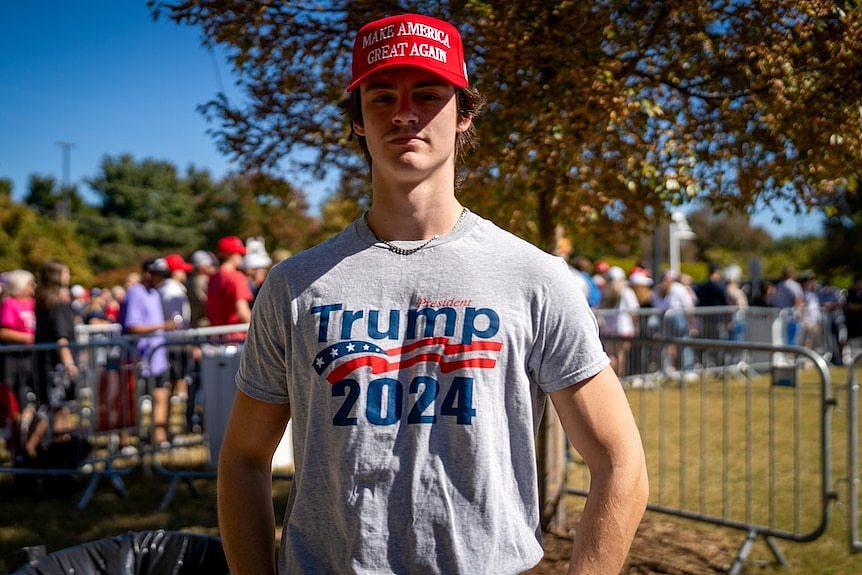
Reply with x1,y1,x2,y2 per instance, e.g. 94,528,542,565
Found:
388,133,423,145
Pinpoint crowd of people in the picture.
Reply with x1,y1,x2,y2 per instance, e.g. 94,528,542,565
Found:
562,253,862,372
0,235,284,464
2,232,859,465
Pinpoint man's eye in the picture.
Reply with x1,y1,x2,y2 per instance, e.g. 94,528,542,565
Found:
417,93,440,101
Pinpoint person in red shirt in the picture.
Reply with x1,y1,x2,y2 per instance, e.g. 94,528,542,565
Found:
206,236,253,334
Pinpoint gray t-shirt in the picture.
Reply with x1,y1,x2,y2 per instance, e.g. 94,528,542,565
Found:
236,210,609,574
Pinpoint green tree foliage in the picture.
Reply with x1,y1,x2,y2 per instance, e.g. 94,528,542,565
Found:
0,180,92,283
80,154,205,270
88,154,201,245
4,154,320,277
23,174,87,219
193,171,318,255
759,235,825,281
150,0,862,250
23,174,62,216
314,172,370,244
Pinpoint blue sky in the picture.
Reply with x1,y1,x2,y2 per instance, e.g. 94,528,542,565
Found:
1,2,824,237
1,1,249,202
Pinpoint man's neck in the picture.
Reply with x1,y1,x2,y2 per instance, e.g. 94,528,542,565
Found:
366,167,464,241
366,191,463,242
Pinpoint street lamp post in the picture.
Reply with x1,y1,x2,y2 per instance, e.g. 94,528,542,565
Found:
669,211,696,272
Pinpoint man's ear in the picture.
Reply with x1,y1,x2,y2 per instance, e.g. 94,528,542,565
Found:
456,114,473,134
352,120,366,137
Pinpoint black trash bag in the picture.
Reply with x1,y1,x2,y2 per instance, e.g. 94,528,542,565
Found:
10,530,229,575
14,436,93,495
25,436,93,470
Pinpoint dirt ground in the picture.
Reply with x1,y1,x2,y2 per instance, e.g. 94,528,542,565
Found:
528,512,738,574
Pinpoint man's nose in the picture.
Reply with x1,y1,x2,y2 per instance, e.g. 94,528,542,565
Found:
393,95,418,125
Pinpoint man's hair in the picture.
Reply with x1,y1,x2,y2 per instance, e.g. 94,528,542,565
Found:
340,86,486,187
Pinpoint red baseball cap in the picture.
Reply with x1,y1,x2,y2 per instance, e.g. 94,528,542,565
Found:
164,253,193,272
217,236,246,256
347,14,468,92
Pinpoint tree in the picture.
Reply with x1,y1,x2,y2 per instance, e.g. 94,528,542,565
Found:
314,171,369,243
89,155,199,238
74,155,205,272
194,171,318,255
150,0,862,250
814,174,861,284
686,207,773,264
85,154,204,252
0,183,92,282
23,174,86,219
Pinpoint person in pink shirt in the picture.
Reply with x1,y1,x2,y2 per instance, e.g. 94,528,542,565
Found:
0,269,37,407
1,270,37,461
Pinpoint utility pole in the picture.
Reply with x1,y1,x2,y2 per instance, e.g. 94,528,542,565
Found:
56,141,75,219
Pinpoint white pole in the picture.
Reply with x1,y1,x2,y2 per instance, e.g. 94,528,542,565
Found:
669,211,695,272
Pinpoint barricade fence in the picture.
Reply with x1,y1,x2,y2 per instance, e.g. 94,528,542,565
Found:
563,335,839,573
848,352,862,553
0,337,139,508
594,305,857,375
0,324,258,509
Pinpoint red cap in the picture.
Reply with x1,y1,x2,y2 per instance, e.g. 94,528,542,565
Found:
217,236,246,256
347,14,468,92
164,253,193,272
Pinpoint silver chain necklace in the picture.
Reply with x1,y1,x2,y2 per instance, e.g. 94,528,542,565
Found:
365,207,468,256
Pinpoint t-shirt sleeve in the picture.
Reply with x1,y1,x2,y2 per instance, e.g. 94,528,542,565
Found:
233,272,254,302
529,259,609,394
123,290,146,328
235,272,290,404
52,303,76,342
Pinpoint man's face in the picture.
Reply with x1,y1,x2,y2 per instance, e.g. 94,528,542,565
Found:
145,271,167,289
354,68,472,183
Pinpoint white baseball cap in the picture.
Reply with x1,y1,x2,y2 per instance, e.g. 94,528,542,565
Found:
608,266,626,282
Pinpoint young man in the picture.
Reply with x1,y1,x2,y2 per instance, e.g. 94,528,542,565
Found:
121,258,178,446
206,236,253,332
218,13,648,574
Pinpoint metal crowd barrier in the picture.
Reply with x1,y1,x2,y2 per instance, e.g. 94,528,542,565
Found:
848,352,862,554
0,323,298,510
136,324,293,510
566,336,834,574
594,306,781,343
593,305,839,378
0,338,140,508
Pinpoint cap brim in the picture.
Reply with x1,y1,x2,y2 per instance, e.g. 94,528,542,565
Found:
347,62,468,92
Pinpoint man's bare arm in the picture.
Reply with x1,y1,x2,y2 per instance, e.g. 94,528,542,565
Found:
549,365,649,575
236,298,252,324
217,389,291,575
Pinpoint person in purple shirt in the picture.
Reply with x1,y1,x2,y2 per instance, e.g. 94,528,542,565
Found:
121,258,178,447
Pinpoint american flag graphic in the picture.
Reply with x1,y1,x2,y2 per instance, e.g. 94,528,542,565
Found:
313,337,503,384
